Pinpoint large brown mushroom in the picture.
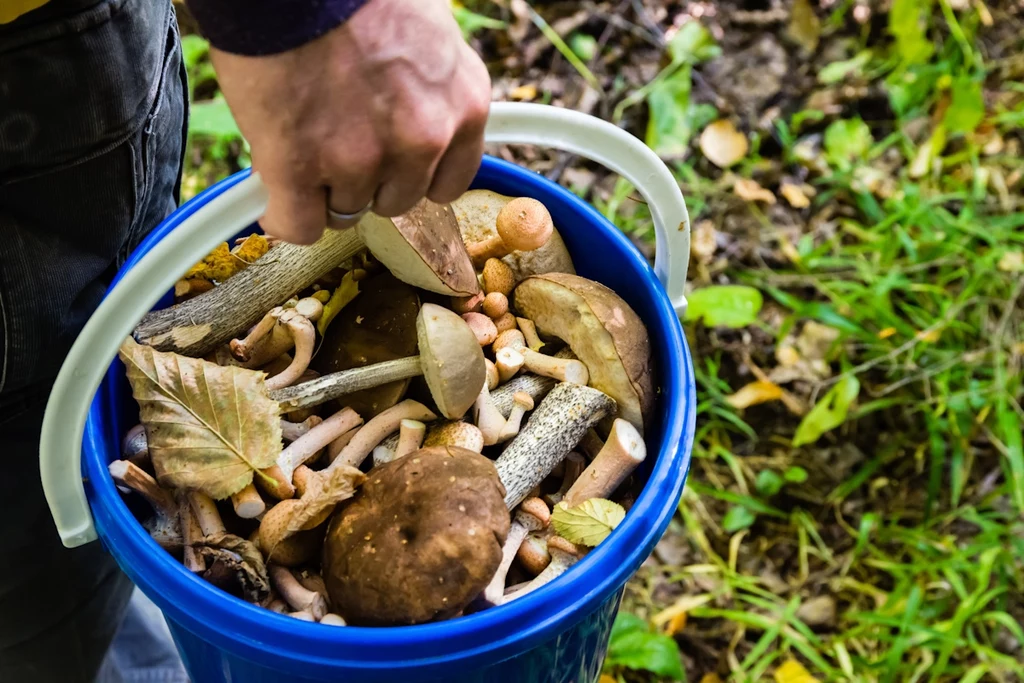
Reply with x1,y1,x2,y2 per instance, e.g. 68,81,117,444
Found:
270,303,486,420
321,446,510,626
513,273,655,434
310,272,421,419
451,190,576,282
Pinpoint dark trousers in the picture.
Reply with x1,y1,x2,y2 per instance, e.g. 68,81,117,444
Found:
0,0,188,679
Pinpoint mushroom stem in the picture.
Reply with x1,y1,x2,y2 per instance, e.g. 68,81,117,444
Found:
188,492,226,536
491,374,557,418
562,418,646,508
269,357,423,413
289,610,316,621
372,445,396,468
280,415,324,443
230,484,266,519
320,614,347,626
517,318,546,352
502,537,582,603
263,310,318,392
262,352,293,378
395,419,426,458
473,382,507,447
546,452,586,506
481,498,550,605
484,359,500,390
230,308,281,362
177,492,205,573
521,349,589,385
121,425,151,471
495,347,525,384
323,428,358,465
577,429,604,460
108,460,176,518
494,382,617,509
325,400,438,471
265,598,290,614
259,407,364,500
291,465,314,498
269,565,328,620
496,391,534,443
492,329,526,353
296,570,330,606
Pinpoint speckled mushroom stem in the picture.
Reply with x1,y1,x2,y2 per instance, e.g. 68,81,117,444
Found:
269,565,327,620
280,415,324,443
490,373,557,418
502,537,582,603
269,357,423,413
325,400,438,470
562,418,647,508
108,460,177,519
494,382,617,509
259,407,364,500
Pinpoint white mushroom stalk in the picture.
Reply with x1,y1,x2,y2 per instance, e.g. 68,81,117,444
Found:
496,391,534,443
562,418,647,507
484,359,500,390
494,382,616,509
480,498,550,606
325,400,437,470
502,536,582,603
394,419,426,458
269,565,327,620
230,484,266,519
473,381,507,446
259,407,364,500
280,415,324,443
491,373,557,418
262,309,317,391
520,348,589,385
188,492,226,536
320,614,347,626
495,347,525,384
517,318,546,352
108,460,177,519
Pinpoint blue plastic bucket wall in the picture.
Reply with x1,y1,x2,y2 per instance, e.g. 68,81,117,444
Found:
82,156,696,683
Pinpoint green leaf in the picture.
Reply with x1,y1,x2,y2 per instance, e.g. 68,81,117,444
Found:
792,374,861,447
180,35,210,70
784,466,809,483
818,50,872,84
569,33,598,61
606,616,685,680
824,118,873,164
943,77,984,134
551,499,626,546
723,505,757,532
755,470,785,497
188,98,243,141
667,20,720,65
645,67,696,158
451,3,506,39
118,337,282,499
889,0,934,66
684,285,763,328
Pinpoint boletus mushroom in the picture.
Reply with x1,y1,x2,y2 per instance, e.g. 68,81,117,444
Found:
513,273,655,434
270,303,486,421
322,446,509,626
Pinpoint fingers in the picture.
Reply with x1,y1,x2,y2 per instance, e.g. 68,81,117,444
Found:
257,163,328,246
427,116,487,205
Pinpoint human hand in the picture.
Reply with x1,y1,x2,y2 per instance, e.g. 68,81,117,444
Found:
208,0,492,244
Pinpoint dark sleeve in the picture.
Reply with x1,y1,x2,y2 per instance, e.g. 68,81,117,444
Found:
183,0,370,56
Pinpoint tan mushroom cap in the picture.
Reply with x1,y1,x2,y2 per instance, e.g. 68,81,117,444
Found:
451,189,576,282
495,197,553,252
356,198,480,297
512,273,654,434
416,303,487,420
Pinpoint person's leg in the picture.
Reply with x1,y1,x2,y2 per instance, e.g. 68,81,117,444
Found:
0,0,188,679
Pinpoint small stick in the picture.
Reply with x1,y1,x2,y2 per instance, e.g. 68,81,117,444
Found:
562,418,646,508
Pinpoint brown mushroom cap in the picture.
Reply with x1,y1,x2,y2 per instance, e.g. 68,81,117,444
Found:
512,273,654,433
321,446,510,626
311,272,420,418
416,304,487,420
495,198,554,252
356,198,480,296
451,190,576,282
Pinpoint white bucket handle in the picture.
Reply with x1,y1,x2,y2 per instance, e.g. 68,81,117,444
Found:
40,101,690,548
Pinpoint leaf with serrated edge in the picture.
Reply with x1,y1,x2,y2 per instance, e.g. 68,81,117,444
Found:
119,337,282,499
552,498,625,546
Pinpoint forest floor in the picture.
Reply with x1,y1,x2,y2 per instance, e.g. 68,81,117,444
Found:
174,1,1024,680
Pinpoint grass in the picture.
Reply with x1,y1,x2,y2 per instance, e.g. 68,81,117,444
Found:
174,1,1023,680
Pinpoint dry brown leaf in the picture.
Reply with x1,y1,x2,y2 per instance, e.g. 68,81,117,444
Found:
733,178,777,204
726,380,784,409
774,659,819,683
193,532,270,603
699,120,749,168
787,0,821,52
510,84,538,101
780,182,811,208
119,337,282,499
998,250,1023,272
691,220,718,264
666,610,688,635
796,321,840,361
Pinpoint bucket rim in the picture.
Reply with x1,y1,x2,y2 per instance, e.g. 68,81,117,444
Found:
84,156,696,671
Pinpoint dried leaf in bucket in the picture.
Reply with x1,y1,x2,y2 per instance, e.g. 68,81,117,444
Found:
193,532,271,603
551,498,625,546
119,337,282,499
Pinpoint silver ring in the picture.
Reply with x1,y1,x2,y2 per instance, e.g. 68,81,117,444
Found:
327,200,373,222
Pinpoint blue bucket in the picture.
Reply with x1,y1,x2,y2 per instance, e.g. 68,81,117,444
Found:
39,103,697,683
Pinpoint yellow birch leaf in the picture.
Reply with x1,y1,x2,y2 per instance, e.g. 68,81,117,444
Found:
780,182,811,208
317,271,361,337
666,610,688,635
774,659,820,683
726,380,783,409
311,289,332,304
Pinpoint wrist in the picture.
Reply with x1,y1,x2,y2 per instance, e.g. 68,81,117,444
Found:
183,0,370,56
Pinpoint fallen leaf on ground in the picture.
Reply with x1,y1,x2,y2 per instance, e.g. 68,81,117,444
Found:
700,120,749,168
665,611,688,635
510,83,537,100
726,380,784,409
998,250,1023,272
118,337,282,499
552,498,625,546
691,220,718,263
775,659,820,683
796,595,837,626
685,285,763,328
780,182,812,208
786,0,821,52
792,374,860,447
733,178,777,203
700,674,725,683
797,321,841,360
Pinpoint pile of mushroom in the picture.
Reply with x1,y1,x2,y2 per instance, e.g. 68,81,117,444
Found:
111,188,656,628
